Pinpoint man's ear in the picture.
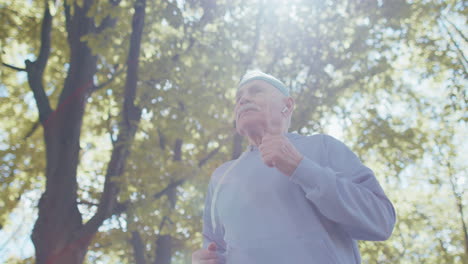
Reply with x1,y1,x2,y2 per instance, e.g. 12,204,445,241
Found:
283,97,295,113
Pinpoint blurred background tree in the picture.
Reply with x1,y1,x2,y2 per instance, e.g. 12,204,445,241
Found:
0,0,466,263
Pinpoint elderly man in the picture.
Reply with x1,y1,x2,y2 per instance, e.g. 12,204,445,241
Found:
192,71,396,264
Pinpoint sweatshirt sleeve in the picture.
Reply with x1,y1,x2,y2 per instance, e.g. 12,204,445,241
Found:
202,177,227,261
289,134,396,241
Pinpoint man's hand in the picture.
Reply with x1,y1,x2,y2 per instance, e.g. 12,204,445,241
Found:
259,134,303,177
192,242,220,264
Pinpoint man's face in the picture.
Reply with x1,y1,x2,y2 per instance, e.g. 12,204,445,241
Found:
234,80,287,136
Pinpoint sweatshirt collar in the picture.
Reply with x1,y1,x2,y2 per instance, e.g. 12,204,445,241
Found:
245,132,299,152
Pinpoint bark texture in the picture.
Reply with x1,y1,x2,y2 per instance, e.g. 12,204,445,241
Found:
30,0,146,263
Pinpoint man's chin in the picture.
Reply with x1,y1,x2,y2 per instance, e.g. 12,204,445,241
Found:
236,120,266,136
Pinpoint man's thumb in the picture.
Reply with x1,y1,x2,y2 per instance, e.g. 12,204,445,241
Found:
207,242,217,251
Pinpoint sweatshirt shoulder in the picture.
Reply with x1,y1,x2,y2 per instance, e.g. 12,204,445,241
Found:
288,133,349,157
209,159,236,183
288,132,328,145
290,133,344,145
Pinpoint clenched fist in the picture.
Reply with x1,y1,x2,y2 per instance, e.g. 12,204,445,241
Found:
192,242,221,264
259,134,303,176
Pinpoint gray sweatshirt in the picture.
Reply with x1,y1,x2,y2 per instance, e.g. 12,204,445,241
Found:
203,133,396,263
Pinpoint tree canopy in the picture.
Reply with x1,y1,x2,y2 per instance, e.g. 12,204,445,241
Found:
0,0,466,263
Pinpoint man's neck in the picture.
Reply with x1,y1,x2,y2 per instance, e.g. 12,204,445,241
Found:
245,128,288,147
247,132,263,147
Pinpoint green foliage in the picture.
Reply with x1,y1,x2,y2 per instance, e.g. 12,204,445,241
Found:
0,0,466,263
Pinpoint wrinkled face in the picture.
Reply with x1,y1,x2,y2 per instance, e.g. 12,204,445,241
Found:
234,80,287,136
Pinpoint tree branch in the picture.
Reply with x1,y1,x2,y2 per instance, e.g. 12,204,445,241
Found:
77,200,99,207
79,0,146,239
111,138,222,216
25,1,53,124
153,178,186,201
232,129,243,160
2,62,26,72
110,178,187,217
111,140,221,217
173,138,183,161
91,67,125,94
23,119,40,140
131,231,147,264
434,138,468,255
445,160,468,255
439,19,468,74
158,128,166,150
35,1,52,71
0,214,27,252
107,111,117,146
442,15,468,43
158,216,169,234
198,146,220,167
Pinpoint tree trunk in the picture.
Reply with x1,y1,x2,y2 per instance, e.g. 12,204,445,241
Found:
154,139,182,264
31,1,96,263
30,0,146,262
232,131,243,160
131,231,147,264
154,235,172,264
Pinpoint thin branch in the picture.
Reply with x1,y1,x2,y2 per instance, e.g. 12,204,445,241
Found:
153,178,186,200
395,224,407,260
111,178,187,217
439,20,468,74
64,1,72,38
446,160,468,255
0,214,27,254
158,128,166,150
434,138,468,255
190,0,217,30
173,138,183,161
198,146,220,167
110,142,221,216
91,68,125,94
77,200,99,207
158,216,169,235
111,139,222,216
113,139,198,216
2,62,26,72
23,120,40,140
170,36,196,63
107,111,116,146
442,15,468,43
